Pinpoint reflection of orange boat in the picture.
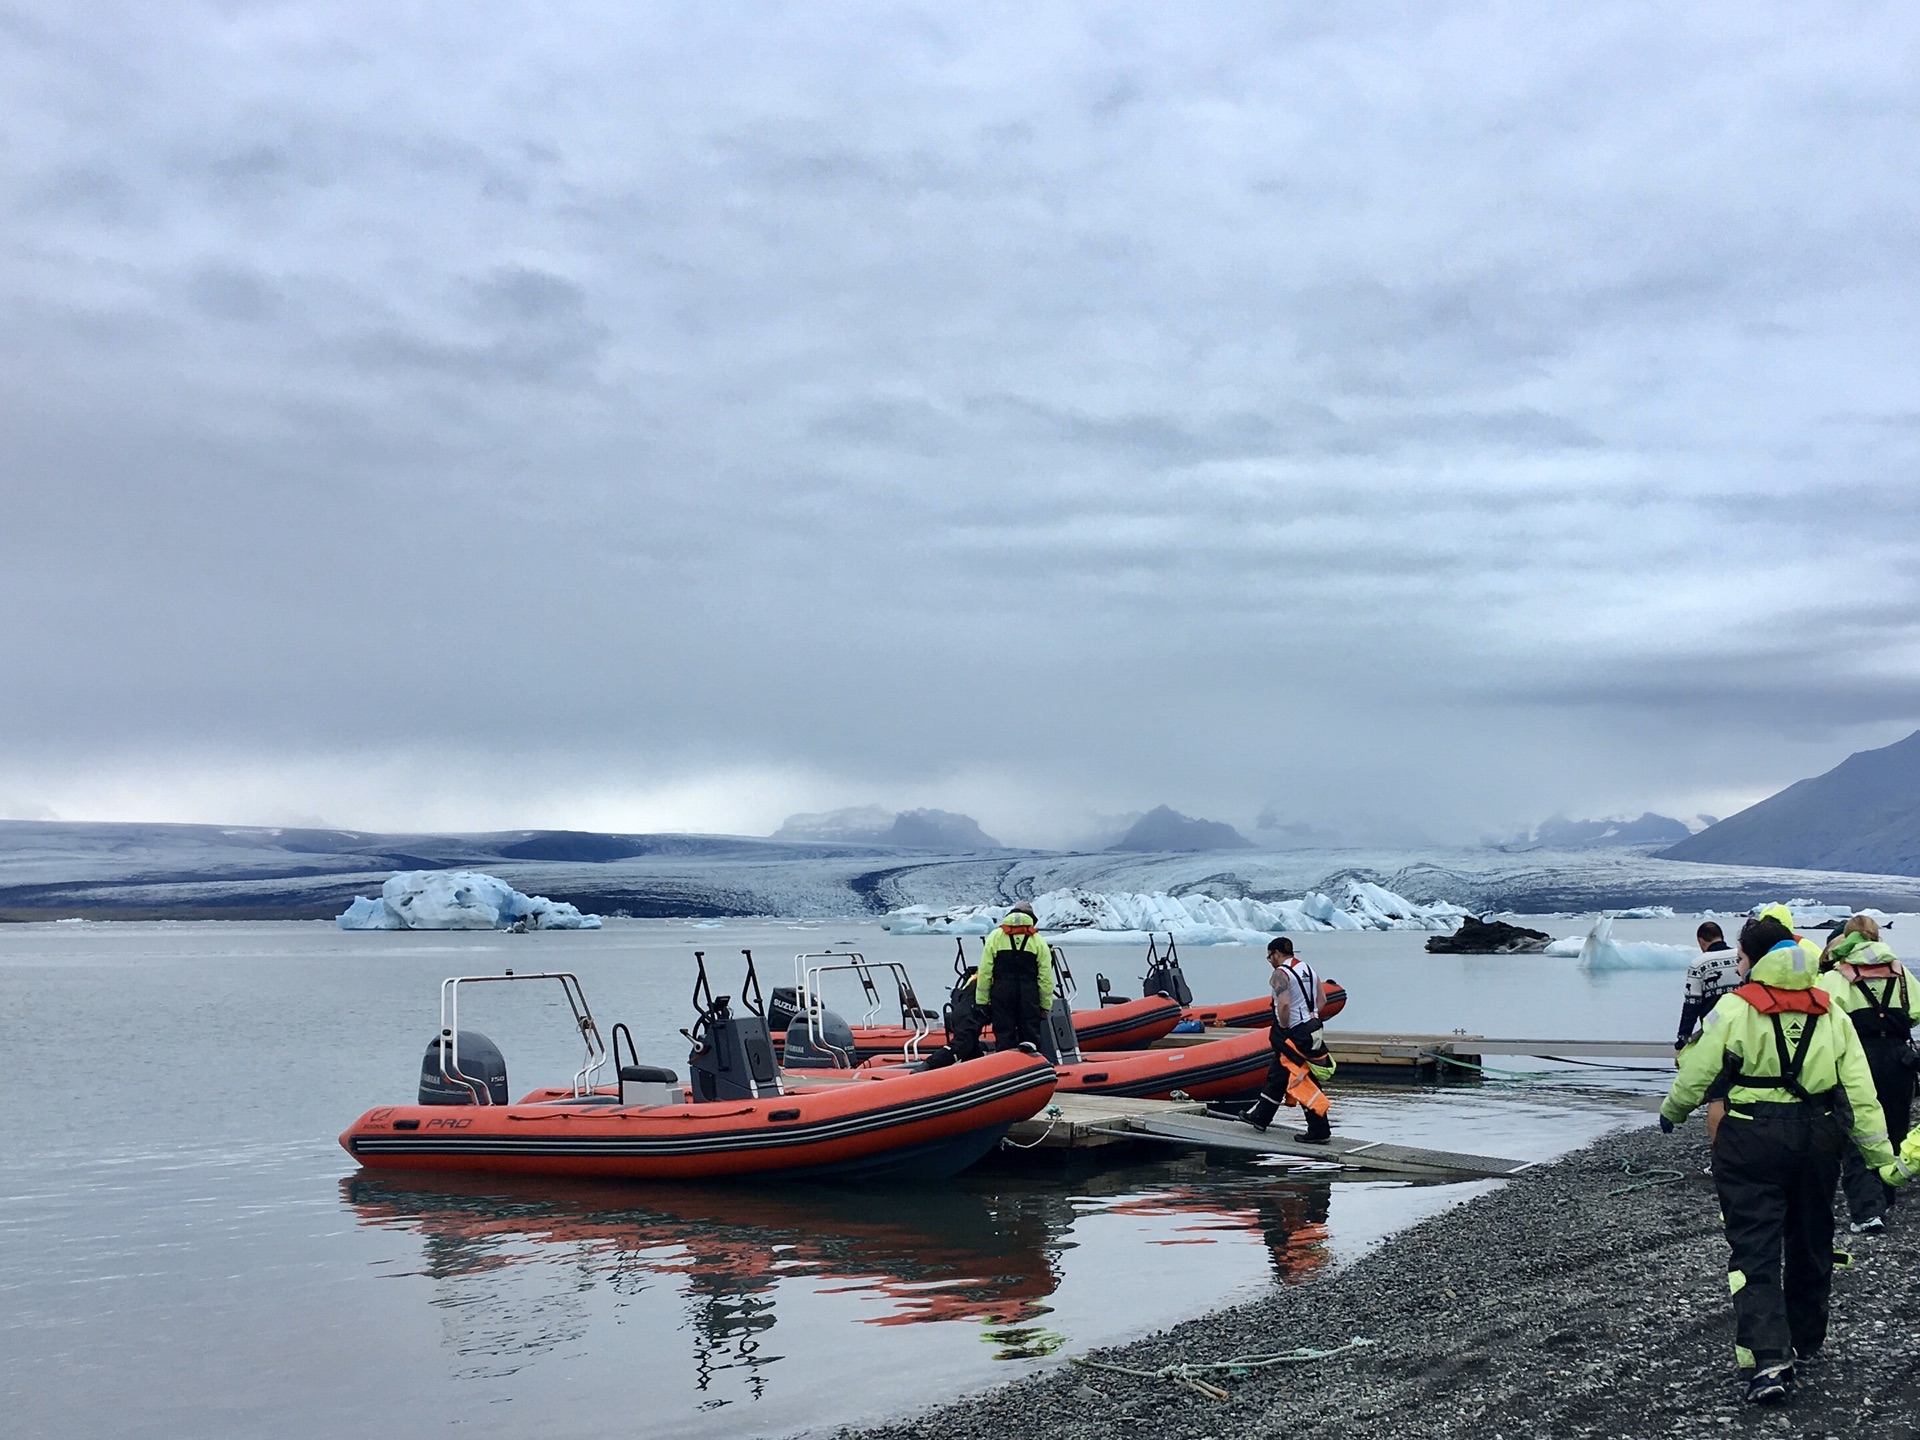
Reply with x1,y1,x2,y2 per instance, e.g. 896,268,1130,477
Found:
340,969,1056,1182
342,1170,1065,1334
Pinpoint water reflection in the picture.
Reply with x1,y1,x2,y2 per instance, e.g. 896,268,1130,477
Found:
343,1158,1337,1406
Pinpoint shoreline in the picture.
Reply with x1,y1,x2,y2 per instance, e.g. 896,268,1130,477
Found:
841,1124,1920,1439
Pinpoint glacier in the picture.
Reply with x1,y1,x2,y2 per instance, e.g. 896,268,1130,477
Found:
337,871,602,931
881,881,1468,943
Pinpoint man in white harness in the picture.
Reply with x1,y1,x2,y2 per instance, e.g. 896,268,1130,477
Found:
1242,937,1333,1142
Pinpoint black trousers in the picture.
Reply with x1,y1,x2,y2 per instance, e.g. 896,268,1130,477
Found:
945,998,988,1061
989,953,1047,1052
1712,1101,1844,1368
1839,1037,1915,1222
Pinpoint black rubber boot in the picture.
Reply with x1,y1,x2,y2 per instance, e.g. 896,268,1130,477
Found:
1300,1110,1332,1145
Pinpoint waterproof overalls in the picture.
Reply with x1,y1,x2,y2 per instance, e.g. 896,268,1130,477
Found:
976,914,1056,1054
1247,955,1333,1134
1819,935,1920,1225
1663,939,1894,1373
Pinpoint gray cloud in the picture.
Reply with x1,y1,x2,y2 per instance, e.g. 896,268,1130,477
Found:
3,3,1920,842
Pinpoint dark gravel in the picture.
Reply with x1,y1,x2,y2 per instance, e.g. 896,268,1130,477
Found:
840,1124,1920,1440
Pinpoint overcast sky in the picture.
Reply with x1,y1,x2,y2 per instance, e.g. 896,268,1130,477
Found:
3,3,1919,846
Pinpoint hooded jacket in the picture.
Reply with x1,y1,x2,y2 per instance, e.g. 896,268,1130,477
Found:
975,911,1056,1010
1818,936,1920,1035
1662,939,1894,1168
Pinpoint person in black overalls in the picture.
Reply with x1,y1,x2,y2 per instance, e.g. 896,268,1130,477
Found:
976,903,1056,1053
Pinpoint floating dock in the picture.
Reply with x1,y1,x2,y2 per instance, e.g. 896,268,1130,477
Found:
1004,1094,1534,1179
1150,1027,1672,1074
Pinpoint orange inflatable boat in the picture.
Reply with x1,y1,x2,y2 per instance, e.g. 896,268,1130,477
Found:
340,968,1056,1183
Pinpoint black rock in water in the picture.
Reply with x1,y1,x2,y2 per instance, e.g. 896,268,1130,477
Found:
1424,915,1552,954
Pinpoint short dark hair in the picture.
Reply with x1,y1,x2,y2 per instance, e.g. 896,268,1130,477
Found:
1267,936,1294,955
1696,921,1724,944
1739,916,1793,963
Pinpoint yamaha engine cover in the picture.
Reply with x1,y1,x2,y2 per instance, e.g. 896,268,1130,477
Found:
419,1030,509,1105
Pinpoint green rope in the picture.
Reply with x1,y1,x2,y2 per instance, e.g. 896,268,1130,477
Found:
1070,1337,1376,1401
1421,1050,1562,1081
1608,1155,1685,1196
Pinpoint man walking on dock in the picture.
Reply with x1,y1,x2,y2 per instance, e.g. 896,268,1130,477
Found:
1242,937,1333,1143
976,902,1056,1054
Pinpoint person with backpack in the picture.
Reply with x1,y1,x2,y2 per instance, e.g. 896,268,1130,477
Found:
1818,915,1920,1234
975,902,1055,1054
1660,914,1896,1407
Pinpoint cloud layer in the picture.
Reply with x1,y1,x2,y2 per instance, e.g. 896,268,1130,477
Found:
4,3,1919,842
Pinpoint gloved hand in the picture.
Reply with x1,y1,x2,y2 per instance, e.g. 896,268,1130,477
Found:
1881,1162,1912,1189
1658,1114,1676,1134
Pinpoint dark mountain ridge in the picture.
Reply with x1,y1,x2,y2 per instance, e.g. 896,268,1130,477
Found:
1660,730,1920,876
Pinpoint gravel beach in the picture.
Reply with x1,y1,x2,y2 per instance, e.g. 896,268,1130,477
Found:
842,1123,1920,1440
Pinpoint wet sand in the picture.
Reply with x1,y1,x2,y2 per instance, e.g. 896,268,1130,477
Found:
842,1123,1920,1439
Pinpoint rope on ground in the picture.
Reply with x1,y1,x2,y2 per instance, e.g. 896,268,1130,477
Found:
1608,1155,1685,1196
1000,1104,1063,1150
1070,1337,1377,1401
1420,1051,1562,1081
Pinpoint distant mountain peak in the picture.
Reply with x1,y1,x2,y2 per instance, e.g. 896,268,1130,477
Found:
1106,805,1255,853
1530,812,1692,849
770,806,1001,850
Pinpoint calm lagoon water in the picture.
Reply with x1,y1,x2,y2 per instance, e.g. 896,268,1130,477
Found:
0,916,1697,1438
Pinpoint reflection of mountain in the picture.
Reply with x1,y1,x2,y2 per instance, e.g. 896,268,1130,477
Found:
342,1159,1335,1403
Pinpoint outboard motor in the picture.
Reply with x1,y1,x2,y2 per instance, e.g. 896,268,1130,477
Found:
767,985,801,1034
419,1029,509,1105
782,1007,857,1069
686,996,782,1102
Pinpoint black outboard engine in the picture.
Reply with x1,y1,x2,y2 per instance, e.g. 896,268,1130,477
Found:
419,1029,509,1105
782,1007,857,1069
768,985,801,1034
686,996,782,1102
1142,937,1194,1007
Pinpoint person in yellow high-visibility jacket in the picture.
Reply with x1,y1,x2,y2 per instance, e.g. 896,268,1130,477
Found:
975,902,1055,1053
1662,915,1894,1406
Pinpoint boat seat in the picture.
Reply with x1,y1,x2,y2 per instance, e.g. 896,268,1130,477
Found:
620,1065,680,1084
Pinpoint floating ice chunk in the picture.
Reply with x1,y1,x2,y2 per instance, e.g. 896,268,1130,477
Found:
1573,916,1693,970
336,870,602,931
1610,905,1675,920
881,881,1466,943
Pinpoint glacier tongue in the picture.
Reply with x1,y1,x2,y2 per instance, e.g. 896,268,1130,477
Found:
881,882,1467,943
336,871,602,931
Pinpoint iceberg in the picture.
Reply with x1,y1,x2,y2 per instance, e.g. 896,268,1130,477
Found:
336,871,602,931
1562,916,1693,970
881,882,1468,944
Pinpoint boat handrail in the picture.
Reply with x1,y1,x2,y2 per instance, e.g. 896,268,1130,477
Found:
791,952,933,1063
439,971,608,1102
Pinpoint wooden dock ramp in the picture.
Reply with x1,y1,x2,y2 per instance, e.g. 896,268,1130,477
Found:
1004,1094,1535,1178
1118,1112,1536,1179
